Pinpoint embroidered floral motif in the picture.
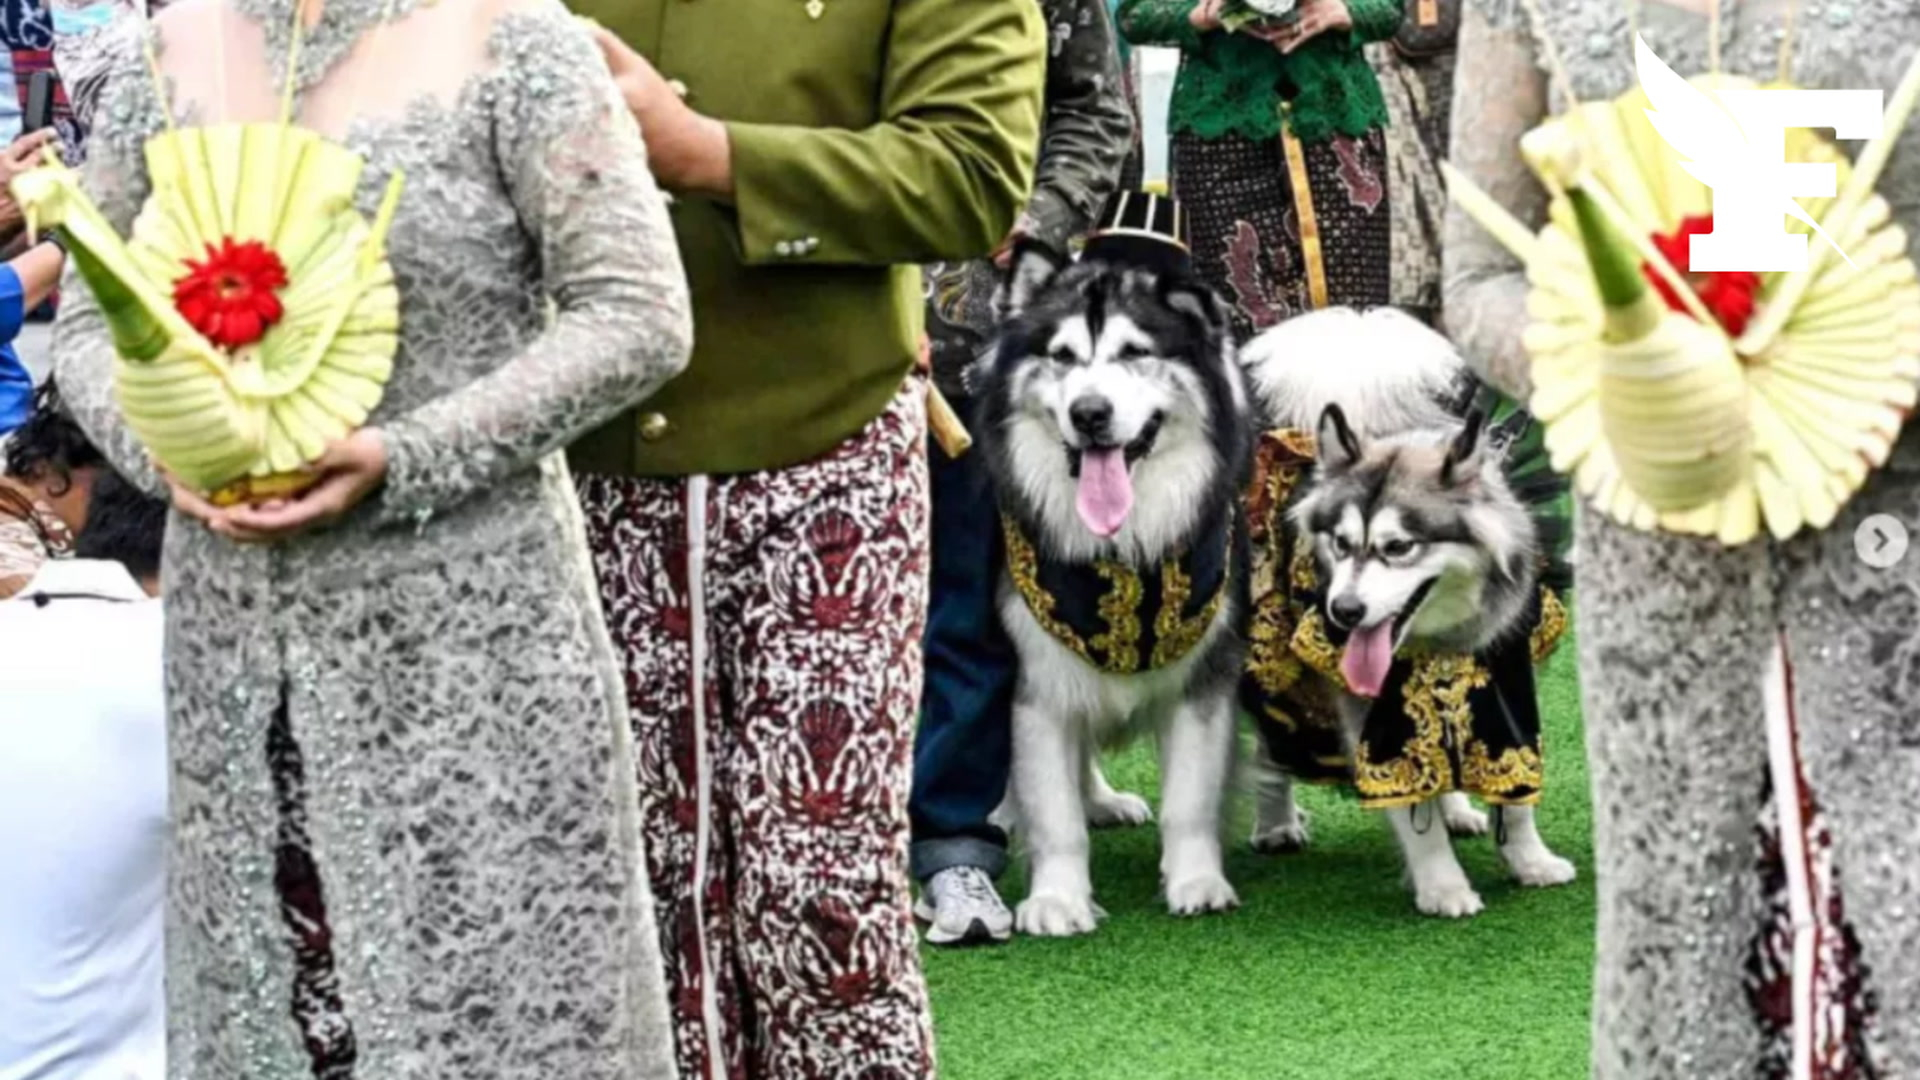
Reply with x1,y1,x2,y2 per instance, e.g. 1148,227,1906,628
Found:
1289,606,1342,680
1003,515,1232,675
1152,552,1229,669
1354,653,1486,807
1459,740,1545,806
1090,562,1145,674
1447,654,1547,806
1244,434,1313,695
1003,518,1103,663
1530,587,1569,663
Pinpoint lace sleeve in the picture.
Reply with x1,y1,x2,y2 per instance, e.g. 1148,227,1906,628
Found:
376,5,692,525
1347,0,1406,43
48,34,167,498
1116,0,1203,52
1439,0,1548,399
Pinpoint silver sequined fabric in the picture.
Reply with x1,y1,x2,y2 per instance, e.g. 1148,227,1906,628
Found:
1443,2,1920,1077
50,3,691,1077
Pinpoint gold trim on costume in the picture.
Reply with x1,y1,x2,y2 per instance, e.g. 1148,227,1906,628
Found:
1354,654,1487,806
1461,742,1546,807
1003,518,1096,659
1001,517,1228,676
1153,554,1228,669
1289,607,1342,681
1091,563,1145,674
1530,587,1569,664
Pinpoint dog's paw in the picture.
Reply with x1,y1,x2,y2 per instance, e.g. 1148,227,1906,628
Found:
1413,877,1485,919
1505,846,1578,889
1165,873,1240,917
1442,801,1490,838
1086,789,1154,829
1015,892,1103,937
1249,820,1311,854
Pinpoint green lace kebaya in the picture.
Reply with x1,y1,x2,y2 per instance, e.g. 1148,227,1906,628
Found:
1116,0,1400,143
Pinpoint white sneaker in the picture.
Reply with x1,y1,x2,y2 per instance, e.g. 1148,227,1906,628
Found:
914,866,1013,946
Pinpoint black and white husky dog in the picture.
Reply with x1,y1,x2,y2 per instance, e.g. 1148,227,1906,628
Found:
1241,307,1577,918
973,241,1253,937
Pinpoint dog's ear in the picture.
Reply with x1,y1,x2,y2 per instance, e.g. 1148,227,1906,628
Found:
995,239,1066,319
1441,408,1487,487
1316,403,1364,471
1159,277,1226,332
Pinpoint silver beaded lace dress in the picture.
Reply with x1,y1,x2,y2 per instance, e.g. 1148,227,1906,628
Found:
51,0,691,1076
1443,2,1920,1077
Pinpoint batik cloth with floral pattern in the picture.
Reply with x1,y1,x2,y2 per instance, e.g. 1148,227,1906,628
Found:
922,0,1131,398
1173,128,1391,342
1239,398,1573,808
579,382,935,1080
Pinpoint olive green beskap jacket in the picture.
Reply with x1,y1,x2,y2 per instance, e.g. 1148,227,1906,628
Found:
568,0,1047,477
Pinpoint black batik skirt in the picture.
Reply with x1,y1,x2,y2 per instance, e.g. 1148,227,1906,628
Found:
1172,127,1391,343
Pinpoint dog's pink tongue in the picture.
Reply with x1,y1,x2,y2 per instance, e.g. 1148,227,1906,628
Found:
1340,622,1396,699
1076,447,1134,538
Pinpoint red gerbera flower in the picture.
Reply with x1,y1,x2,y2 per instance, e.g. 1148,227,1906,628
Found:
1642,214,1764,337
172,238,289,350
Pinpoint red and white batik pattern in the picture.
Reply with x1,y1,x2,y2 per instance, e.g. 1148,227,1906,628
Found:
1747,638,1882,1080
580,382,934,1080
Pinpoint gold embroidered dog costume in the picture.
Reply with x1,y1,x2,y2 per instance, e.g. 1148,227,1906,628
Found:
1239,413,1571,809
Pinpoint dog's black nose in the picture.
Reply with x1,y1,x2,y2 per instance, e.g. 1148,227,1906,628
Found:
1069,396,1113,438
1329,597,1367,631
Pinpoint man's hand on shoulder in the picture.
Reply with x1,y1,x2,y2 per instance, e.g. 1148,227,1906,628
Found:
590,23,734,199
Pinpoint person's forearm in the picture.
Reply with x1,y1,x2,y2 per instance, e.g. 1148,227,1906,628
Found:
9,241,61,310
1117,0,1205,50
1022,0,1134,248
654,112,734,200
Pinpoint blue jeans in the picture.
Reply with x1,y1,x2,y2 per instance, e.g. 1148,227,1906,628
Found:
910,402,1015,881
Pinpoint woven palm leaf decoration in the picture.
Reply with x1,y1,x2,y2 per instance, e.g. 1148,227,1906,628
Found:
10,9,406,506
1445,38,1920,544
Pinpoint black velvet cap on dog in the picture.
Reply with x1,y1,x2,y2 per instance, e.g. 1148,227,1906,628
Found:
1081,190,1191,277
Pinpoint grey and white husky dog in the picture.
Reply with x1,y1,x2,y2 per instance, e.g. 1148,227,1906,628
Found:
1241,307,1576,918
974,244,1254,937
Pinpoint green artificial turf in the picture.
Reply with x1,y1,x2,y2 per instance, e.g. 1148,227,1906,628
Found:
922,643,1593,1080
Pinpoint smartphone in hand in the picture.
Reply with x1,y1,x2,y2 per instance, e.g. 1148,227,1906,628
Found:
24,70,55,136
